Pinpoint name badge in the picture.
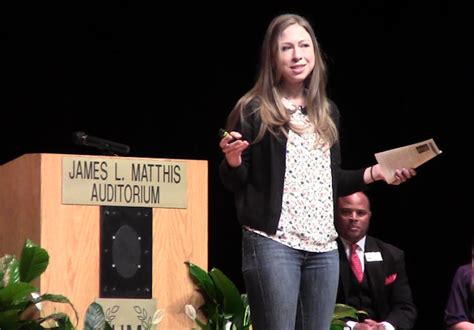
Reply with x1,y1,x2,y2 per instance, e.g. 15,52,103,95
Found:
365,252,383,262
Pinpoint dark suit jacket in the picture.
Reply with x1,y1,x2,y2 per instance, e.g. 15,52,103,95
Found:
336,236,417,329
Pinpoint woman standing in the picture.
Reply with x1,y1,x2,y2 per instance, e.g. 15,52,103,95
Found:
219,13,415,330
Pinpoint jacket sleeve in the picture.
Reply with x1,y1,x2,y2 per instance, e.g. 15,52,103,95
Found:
329,102,367,196
219,103,259,192
385,250,417,329
444,265,472,327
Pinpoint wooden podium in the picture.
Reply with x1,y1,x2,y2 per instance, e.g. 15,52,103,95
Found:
0,153,208,329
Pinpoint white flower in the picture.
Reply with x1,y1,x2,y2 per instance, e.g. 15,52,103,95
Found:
151,308,165,325
30,292,42,310
184,304,197,321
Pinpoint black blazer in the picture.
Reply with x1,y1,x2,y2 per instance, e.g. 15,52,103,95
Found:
219,100,366,235
336,236,417,329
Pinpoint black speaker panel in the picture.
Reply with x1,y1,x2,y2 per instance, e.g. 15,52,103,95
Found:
100,206,152,298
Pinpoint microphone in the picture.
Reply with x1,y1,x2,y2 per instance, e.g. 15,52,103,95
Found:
73,131,130,155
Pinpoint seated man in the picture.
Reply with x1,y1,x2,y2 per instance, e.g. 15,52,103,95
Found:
335,191,417,330
444,260,473,329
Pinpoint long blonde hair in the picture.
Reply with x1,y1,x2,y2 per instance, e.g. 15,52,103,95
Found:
226,13,338,146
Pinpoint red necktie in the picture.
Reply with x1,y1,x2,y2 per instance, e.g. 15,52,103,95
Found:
350,243,364,283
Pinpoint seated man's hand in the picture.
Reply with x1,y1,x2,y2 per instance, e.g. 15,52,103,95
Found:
355,319,385,329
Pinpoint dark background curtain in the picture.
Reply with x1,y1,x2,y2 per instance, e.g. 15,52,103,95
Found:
2,2,471,328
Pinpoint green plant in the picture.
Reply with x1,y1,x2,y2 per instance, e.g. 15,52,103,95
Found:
0,239,77,329
84,303,112,330
330,303,369,330
185,262,251,330
185,262,367,330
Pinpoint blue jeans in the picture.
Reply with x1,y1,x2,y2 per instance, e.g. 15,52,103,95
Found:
242,230,339,330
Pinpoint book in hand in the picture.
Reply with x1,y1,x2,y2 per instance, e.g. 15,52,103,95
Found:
374,138,442,183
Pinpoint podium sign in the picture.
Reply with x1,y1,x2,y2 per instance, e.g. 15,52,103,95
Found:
62,156,187,208
1,153,207,329
95,298,158,329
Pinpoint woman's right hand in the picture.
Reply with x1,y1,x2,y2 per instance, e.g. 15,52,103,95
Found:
219,131,249,167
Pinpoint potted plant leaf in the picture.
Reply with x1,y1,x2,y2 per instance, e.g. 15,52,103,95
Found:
185,261,251,330
185,262,369,330
330,303,369,330
0,239,77,329
83,302,112,330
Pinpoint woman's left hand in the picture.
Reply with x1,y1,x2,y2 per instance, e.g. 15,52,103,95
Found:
391,167,416,185
370,164,416,185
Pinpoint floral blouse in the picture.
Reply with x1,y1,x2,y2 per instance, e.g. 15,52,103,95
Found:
247,102,338,252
